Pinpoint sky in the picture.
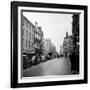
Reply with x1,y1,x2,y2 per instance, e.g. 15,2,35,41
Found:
23,12,73,52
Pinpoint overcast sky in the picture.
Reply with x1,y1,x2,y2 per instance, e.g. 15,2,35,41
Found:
23,12,73,52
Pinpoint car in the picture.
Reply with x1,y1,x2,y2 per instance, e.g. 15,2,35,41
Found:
31,55,36,65
23,55,29,69
41,55,46,62
45,55,51,60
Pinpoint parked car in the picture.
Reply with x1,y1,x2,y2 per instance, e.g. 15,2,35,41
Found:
34,56,39,64
31,55,40,65
23,55,29,69
41,55,46,62
31,55,36,65
45,54,51,60
28,57,32,66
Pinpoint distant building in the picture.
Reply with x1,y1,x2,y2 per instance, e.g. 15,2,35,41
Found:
21,15,43,56
42,38,57,57
42,38,52,55
62,14,79,56
63,32,73,56
60,46,64,55
51,43,57,57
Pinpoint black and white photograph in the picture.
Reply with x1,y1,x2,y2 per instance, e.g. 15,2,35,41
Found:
11,1,87,88
21,10,79,77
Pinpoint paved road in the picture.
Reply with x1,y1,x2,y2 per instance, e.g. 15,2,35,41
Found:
23,57,72,77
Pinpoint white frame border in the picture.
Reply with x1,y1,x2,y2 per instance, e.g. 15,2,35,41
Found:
18,6,84,83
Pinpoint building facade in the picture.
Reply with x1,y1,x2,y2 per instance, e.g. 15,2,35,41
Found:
34,22,43,55
21,15,43,57
22,15,35,54
63,32,73,56
71,14,79,73
60,46,64,56
42,38,52,55
42,38,57,57
72,14,79,55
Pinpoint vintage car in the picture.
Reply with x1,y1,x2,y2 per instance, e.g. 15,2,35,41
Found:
41,55,46,62
23,55,29,69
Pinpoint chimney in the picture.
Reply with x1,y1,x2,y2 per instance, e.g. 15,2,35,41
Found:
66,32,68,37
35,21,38,27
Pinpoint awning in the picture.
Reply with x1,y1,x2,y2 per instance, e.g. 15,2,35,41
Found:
23,50,35,54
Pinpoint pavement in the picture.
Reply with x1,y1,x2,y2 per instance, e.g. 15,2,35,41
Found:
23,57,72,77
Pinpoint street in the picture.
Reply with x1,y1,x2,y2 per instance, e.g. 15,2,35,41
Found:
23,57,72,77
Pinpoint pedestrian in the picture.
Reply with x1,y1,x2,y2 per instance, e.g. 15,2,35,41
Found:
69,54,75,73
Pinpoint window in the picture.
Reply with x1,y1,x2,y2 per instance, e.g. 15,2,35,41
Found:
35,33,37,39
29,32,31,39
26,21,28,28
25,31,28,38
26,40,27,48
29,41,31,48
